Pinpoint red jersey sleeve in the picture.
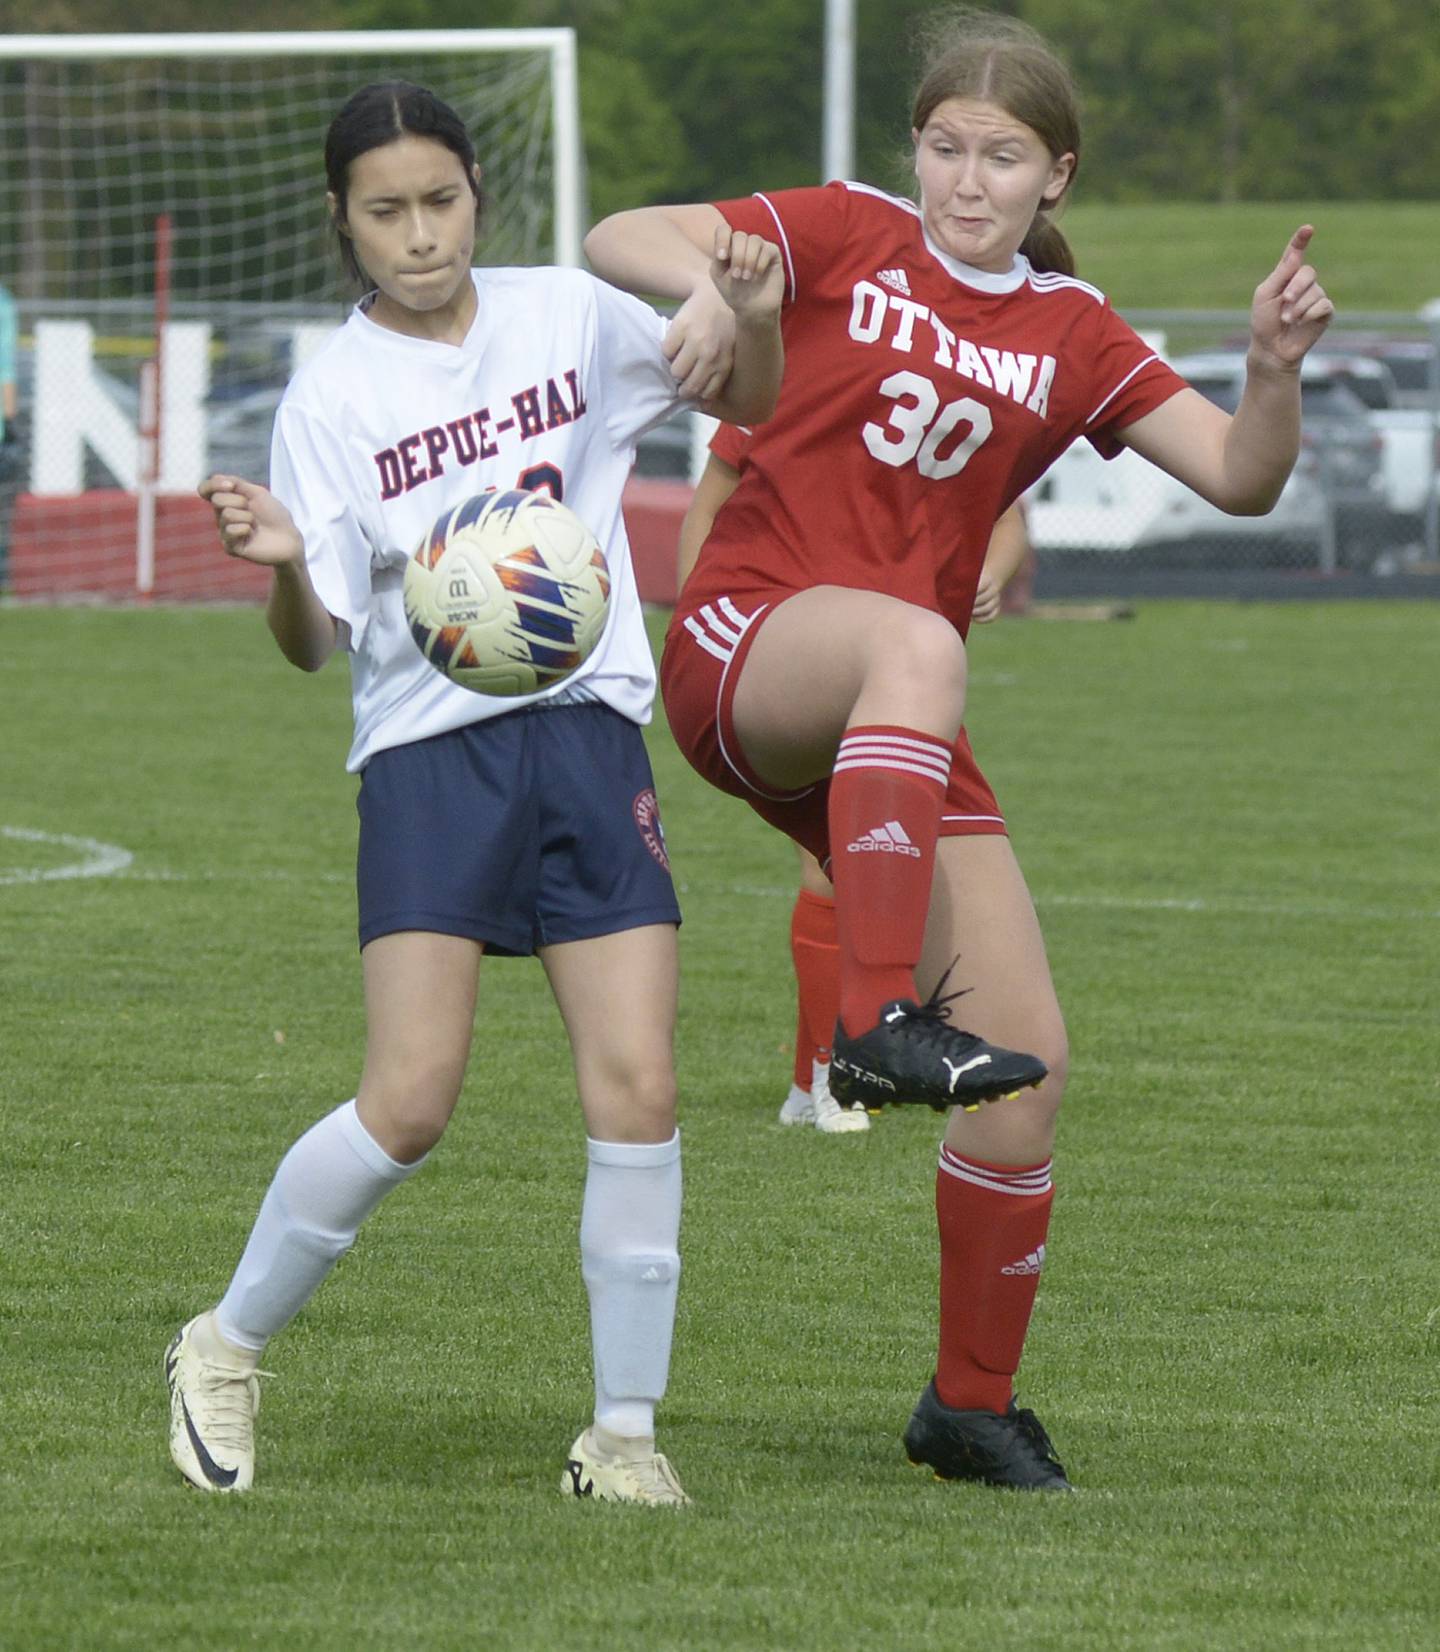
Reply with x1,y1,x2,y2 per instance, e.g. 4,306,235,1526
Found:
1083,304,1190,458
709,421,750,468
712,183,851,307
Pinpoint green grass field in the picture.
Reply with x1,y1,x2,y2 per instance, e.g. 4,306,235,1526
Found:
2,601,1437,1651
1060,201,1439,315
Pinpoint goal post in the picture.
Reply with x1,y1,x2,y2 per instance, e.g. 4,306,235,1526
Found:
0,29,584,600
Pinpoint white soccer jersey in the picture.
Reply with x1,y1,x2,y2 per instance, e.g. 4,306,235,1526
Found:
269,267,686,771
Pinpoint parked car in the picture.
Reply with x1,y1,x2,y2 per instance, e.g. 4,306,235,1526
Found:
1315,332,1437,408
1024,434,1327,568
1169,351,1391,568
1309,351,1438,538
1220,332,1440,548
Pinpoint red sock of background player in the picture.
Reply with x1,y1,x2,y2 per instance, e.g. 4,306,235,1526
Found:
934,1146,1055,1413
828,725,950,1037
790,888,839,1085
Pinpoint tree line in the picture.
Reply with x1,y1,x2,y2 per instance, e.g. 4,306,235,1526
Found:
2,0,1437,223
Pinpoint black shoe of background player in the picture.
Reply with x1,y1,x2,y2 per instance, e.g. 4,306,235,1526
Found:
904,1380,1073,1492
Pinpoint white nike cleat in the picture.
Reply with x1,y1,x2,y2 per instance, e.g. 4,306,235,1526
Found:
164,1315,261,1493
778,1083,816,1126
561,1429,691,1506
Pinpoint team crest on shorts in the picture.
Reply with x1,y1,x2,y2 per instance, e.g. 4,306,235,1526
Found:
632,789,670,870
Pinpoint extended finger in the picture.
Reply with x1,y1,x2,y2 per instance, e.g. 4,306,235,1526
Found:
1257,225,1315,297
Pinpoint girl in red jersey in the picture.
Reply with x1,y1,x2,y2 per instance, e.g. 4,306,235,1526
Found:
585,8,1333,1489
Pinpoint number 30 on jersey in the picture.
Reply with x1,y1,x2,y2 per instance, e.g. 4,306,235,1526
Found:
862,370,992,479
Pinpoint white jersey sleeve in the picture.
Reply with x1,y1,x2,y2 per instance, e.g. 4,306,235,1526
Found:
269,398,380,652
589,278,691,452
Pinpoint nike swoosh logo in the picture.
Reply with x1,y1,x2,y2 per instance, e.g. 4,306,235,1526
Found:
565,1458,593,1498
181,1395,240,1488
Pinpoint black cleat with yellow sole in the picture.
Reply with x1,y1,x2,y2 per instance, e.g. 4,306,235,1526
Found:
829,981,1047,1114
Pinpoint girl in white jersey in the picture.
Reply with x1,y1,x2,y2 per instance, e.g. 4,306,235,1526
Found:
166,81,782,1506
584,9,1333,1491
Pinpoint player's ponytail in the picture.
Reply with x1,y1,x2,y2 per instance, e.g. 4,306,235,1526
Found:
1021,211,1076,277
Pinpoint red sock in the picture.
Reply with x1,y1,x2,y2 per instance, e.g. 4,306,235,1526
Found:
790,888,839,1086
934,1146,1055,1414
828,725,950,1036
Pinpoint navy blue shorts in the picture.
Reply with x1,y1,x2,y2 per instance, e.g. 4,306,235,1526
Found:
355,702,680,956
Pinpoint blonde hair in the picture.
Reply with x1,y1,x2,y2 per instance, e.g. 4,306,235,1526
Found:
910,7,1081,275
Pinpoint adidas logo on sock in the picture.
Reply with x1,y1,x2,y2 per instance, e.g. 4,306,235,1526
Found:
876,267,912,295
1001,1245,1046,1276
846,820,922,857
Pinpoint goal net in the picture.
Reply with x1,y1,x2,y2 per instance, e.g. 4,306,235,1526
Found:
0,29,582,600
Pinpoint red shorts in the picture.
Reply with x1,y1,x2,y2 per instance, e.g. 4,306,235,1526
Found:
661,592,1006,867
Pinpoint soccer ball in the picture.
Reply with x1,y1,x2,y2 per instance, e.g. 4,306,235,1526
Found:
403,489,612,697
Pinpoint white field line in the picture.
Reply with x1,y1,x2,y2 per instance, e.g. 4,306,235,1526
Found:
0,826,134,885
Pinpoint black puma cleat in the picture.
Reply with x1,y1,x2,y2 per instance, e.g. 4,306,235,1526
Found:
904,1380,1072,1492
829,972,1047,1114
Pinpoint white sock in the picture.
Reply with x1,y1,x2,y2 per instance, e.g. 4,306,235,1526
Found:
213,1099,422,1353
580,1131,682,1442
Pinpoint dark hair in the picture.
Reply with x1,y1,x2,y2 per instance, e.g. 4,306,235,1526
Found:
324,81,482,287
909,7,1080,276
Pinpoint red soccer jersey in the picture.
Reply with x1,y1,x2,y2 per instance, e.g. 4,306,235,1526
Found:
709,419,748,471
694,181,1187,628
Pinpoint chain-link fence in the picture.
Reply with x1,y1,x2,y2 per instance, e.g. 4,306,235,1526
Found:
2,300,1437,601
1029,308,1440,598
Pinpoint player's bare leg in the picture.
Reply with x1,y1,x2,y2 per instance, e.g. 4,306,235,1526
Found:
918,837,1067,1166
355,930,483,1162
541,925,689,1505
904,834,1073,1490
167,932,481,1492
730,585,967,785
730,587,1046,1111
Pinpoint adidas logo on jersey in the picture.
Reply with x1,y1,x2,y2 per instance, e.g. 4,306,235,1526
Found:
1001,1245,1046,1276
846,820,922,857
875,267,912,296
